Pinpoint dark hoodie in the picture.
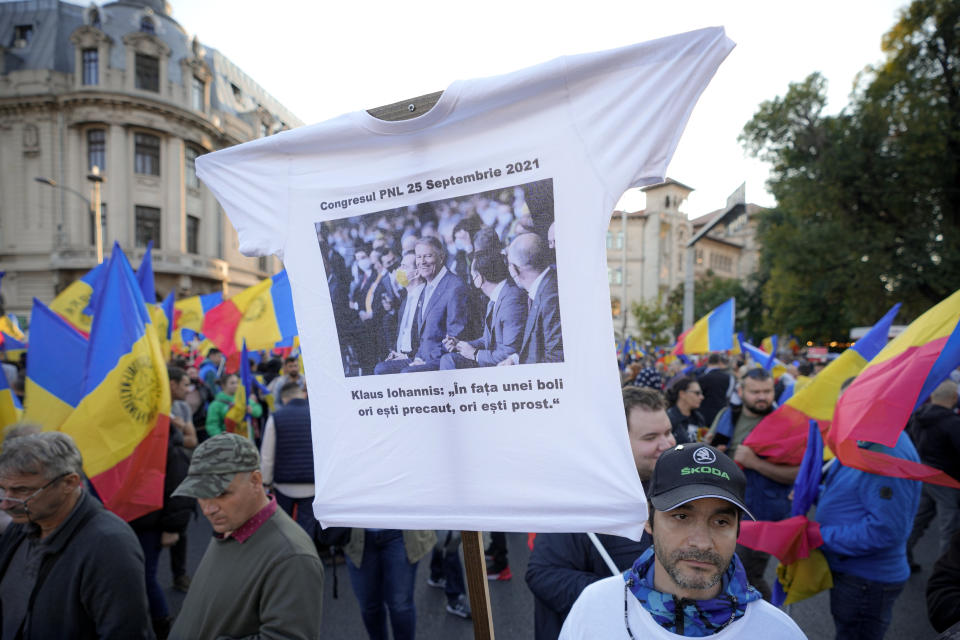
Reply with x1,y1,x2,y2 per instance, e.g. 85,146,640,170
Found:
908,404,960,481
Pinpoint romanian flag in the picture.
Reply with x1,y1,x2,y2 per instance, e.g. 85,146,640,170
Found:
49,261,106,335
135,242,156,304
742,304,901,465
172,291,222,356
741,421,831,605
738,336,777,371
202,270,297,357
830,289,960,488
0,332,27,363
0,315,25,343
0,366,22,431
672,298,735,355
22,299,89,429
224,342,254,438
58,243,170,521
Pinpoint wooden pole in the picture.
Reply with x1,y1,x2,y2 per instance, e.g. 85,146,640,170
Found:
367,93,495,638
461,530,495,639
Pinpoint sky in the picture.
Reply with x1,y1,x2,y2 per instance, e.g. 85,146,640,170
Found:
171,0,908,217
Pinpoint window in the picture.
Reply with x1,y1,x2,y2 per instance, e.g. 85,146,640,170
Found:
134,133,160,175
608,268,623,286
140,16,155,34
88,9,101,28
12,25,33,48
710,253,733,273
185,146,199,188
135,53,159,92
82,48,98,85
616,232,624,250
87,129,105,173
231,83,242,100
606,231,612,249
258,256,268,272
186,215,199,254
191,75,204,111
135,206,161,249
89,203,107,246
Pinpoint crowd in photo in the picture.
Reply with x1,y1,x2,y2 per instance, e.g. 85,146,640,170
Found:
316,179,563,377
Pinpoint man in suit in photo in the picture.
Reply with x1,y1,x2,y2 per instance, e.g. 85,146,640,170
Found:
439,251,527,369
374,236,467,374
499,233,563,366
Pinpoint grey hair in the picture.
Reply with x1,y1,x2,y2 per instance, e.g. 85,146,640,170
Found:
0,431,85,480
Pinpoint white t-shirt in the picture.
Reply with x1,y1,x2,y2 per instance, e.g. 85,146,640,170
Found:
196,27,734,537
560,575,807,639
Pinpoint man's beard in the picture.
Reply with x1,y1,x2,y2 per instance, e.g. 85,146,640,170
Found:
655,545,727,592
744,400,774,416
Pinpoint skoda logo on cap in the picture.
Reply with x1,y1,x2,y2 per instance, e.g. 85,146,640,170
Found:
693,447,717,465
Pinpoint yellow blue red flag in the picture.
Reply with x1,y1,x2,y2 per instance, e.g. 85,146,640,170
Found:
49,261,106,335
202,270,297,357
22,299,89,429
673,298,735,355
58,243,171,521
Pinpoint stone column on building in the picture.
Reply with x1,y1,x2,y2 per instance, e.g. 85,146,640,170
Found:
105,124,127,247
165,136,184,253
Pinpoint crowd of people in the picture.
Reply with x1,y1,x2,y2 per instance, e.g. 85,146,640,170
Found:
1,317,960,638
317,180,562,377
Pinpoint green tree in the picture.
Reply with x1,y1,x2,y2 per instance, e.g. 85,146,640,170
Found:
741,0,960,341
631,293,676,346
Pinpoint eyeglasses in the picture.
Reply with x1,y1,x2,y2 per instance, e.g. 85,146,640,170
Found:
0,473,70,507
683,389,704,396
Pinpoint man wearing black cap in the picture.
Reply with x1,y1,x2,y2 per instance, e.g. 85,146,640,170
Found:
559,444,805,638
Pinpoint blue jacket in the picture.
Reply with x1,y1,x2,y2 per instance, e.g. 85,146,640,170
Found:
815,432,921,583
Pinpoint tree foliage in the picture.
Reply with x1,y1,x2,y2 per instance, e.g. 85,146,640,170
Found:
631,292,676,346
741,0,960,341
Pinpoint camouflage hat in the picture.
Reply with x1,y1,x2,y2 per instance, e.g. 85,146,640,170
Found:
172,433,260,499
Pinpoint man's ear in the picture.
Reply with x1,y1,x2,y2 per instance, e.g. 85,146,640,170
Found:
249,469,263,489
644,515,654,535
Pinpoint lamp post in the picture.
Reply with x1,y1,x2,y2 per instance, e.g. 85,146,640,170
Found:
87,166,104,264
34,166,106,264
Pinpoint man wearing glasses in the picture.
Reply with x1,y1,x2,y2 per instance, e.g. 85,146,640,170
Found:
559,444,805,639
0,431,152,639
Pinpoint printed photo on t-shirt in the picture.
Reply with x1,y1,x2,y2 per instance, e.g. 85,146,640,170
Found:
316,177,564,377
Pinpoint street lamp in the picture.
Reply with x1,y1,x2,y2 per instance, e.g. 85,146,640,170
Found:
34,166,106,263
87,166,104,264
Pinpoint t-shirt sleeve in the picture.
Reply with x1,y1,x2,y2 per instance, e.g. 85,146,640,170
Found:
563,26,735,197
195,136,290,258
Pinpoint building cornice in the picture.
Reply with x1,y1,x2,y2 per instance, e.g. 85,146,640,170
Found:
0,92,240,148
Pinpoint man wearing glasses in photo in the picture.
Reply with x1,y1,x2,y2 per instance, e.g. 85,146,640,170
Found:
0,430,152,639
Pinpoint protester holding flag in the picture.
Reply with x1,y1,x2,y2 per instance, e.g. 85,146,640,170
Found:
205,373,262,438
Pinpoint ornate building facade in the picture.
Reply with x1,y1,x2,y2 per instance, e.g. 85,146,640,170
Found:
0,0,301,318
608,179,764,339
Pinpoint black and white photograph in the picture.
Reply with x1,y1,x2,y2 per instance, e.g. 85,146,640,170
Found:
316,178,563,377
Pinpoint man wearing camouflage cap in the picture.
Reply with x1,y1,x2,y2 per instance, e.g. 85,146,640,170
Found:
169,433,324,640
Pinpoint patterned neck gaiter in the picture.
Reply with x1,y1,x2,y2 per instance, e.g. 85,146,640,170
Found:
624,547,761,637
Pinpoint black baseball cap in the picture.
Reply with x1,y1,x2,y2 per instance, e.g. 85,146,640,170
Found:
648,443,755,520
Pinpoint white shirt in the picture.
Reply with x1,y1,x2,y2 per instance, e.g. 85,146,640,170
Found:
396,283,425,353
196,28,734,535
560,575,807,640
527,267,550,302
